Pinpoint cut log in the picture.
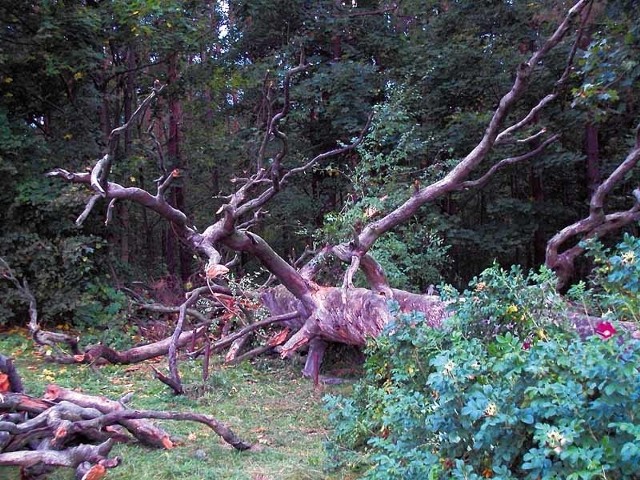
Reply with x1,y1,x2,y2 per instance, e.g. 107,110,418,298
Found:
0,375,252,478
43,385,174,448
0,354,24,393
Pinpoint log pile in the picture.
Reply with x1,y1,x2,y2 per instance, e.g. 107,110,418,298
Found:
0,354,251,480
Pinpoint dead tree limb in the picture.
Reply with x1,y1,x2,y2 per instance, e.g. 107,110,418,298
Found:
0,439,117,472
45,1,601,378
43,385,173,449
166,289,201,393
337,0,591,259
68,409,252,451
55,326,209,365
546,127,640,289
0,258,80,355
0,375,252,478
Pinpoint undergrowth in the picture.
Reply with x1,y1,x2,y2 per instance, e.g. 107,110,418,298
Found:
325,264,640,479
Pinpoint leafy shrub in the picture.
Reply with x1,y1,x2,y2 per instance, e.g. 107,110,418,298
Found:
317,96,451,291
0,176,111,327
73,282,134,350
326,265,640,479
442,264,567,343
574,234,640,322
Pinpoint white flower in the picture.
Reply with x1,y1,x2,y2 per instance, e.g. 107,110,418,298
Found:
484,402,498,417
443,360,456,376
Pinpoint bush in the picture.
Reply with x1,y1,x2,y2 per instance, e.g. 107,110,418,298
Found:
0,177,111,327
73,282,134,350
575,234,640,323
326,265,640,479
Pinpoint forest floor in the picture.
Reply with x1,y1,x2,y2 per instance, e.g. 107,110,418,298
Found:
0,328,359,480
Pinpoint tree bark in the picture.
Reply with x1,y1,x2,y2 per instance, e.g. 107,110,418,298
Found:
0,376,251,478
166,52,191,283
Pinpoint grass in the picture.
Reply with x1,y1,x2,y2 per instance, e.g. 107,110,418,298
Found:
0,328,360,480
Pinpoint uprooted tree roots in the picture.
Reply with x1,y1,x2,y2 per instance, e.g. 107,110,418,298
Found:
0,355,252,480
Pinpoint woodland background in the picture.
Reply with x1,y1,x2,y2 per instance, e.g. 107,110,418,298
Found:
1,0,637,333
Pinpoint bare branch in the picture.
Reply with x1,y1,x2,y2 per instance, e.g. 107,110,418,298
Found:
546,140,640,288
284,112,374,180
209,310,300,353
76,194,102,226
0,439,115,469
591,132,640,211
136,303,212,325
330,245,392,295
342,255,360,291
156,171,176,198
53,326,208,365
0,258,80,355
69,409,252,451
494,5,589,146
90,154,110,196
146,118,166,173
458,134,561,190
517,129,548,144
344,0,592,257
256,72,275,171
167,288,202,393
495,95,557,145
233,112,373,220
48,168,227,270
105,198,117,226
237,208,265,230
93,85,165,194
0,258,38,333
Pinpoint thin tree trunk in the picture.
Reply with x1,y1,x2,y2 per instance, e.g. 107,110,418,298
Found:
166,52,191,282
530,152,545,266
585,121,600,195
124,46,136,155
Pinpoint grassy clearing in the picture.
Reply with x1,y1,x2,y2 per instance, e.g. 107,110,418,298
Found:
0,329,359,480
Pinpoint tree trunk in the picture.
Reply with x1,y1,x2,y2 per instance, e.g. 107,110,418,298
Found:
166,52,191,282
530,150,546,266
262,285,447,358
585,121,600,195
124,46,136,155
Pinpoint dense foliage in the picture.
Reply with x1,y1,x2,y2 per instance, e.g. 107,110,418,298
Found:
0,2,639,478
326,261,640,479
573,233,640,322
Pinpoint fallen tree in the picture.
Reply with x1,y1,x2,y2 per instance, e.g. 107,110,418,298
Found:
40,0,639,388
